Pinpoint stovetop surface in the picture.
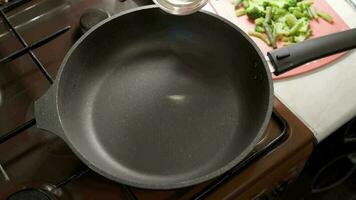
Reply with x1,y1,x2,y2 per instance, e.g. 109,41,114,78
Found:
0,1,287,199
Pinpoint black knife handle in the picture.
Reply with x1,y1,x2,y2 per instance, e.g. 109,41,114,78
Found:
268,28,356,75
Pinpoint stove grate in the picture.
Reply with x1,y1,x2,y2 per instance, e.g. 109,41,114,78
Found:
0,0,69,144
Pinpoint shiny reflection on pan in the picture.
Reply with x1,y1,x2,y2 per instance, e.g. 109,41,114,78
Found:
167,95,186,101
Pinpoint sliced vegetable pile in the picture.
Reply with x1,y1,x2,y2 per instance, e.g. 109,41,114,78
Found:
234,0,334,48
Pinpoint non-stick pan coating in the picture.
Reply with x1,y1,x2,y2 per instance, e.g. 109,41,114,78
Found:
56,6,272,188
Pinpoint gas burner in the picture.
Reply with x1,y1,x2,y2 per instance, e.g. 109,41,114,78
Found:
8,188,54,200
80,8,110,34
1,181,71,200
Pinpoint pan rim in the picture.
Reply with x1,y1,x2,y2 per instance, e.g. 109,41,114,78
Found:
54,5,274,189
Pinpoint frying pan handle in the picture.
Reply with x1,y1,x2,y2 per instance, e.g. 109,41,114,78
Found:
268,28,356,75
34,84,66,139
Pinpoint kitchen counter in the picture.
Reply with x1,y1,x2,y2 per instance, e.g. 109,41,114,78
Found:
206,0,356,142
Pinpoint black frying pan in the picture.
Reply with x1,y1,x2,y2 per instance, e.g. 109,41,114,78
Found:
34,5,356,189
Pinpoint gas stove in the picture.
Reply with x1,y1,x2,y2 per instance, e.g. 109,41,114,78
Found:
0,1,314,199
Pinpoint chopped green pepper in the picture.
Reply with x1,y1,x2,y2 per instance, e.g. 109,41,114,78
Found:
263,22,277,48
242,0,249,7
255,25,265,32
234,0,334,47
308,6,318,20
288,19,304,35
285,13,298,27
255,17,265,25
317,10,333,23
235,0,242,6
236,8,246,16
292,10,304,18
248,31,271,45
264,6,272,23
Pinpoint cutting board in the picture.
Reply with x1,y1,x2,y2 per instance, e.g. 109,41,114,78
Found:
209,0,350,79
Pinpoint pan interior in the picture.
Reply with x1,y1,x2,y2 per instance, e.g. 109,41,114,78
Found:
57,8,271,187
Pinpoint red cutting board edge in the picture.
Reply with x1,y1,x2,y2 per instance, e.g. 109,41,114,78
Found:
211,0,350,80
